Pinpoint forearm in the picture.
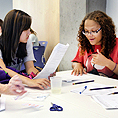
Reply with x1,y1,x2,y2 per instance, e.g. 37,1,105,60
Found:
106,59,118,75
3,68,31,85
26,66,39,75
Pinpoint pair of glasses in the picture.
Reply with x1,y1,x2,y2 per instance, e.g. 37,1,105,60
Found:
82,27,102,35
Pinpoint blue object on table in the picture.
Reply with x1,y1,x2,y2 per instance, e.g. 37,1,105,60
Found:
50,102,63,111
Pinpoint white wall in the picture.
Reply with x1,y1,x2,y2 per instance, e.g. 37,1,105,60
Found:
0,0,12,20
106,0,118,37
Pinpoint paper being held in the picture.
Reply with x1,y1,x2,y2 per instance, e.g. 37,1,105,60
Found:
33,43,69,79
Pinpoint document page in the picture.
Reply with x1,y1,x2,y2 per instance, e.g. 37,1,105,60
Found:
92,94,118,109
33,43,69,79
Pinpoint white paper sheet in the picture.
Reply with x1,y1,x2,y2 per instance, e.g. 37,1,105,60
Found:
71,83,118,96
14,92,50,101
33,43,69,79
92,94,118,109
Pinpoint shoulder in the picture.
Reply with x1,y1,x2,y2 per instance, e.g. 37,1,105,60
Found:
115,38,118,44
29,34,36,38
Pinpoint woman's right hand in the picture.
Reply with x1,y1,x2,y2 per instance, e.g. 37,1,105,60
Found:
26,78,50,89
71,62,87,76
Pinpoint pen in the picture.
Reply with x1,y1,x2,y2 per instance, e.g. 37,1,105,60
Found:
108,92,118,95
89,86,117,91
80,86,87,94
73,80,94,85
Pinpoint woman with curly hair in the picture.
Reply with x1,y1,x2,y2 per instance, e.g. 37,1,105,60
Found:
71,10,118,79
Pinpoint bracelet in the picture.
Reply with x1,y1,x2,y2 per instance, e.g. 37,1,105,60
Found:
112,63,117,72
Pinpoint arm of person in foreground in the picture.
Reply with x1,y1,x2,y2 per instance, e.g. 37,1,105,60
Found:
0,75,27,95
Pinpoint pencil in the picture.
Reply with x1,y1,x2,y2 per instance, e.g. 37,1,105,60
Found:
108,92,118,95
89,86,117,91
73,80,94,85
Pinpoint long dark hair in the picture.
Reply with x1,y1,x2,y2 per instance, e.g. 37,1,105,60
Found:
0,9,31,65
78,10,116,58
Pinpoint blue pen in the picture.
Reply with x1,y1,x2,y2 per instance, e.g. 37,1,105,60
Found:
80,86,87,94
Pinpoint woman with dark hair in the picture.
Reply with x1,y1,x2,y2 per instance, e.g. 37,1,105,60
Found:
71,10,118,79
0,9,50,89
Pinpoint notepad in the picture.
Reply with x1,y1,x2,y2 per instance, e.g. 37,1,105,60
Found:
33,43,69,79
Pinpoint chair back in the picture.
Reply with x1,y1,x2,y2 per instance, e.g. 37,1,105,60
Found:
39,41,48,64
33,46,45,69
39,41,48,49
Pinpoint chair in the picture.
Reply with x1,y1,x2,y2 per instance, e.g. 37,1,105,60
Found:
33,46,45,71
39,41,48,63
39,41,48,49
20,46,45,72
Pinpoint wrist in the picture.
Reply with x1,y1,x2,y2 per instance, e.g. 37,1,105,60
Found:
0,84,8,94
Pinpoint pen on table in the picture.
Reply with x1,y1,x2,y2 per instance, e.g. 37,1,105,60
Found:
89,86,117,91
73,80,94,85
108,92,118,95
79,86,87,94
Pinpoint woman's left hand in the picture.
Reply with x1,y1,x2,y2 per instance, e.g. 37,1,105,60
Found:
48,72,56,80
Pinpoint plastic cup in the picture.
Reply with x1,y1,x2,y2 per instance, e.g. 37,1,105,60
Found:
50,76,62,94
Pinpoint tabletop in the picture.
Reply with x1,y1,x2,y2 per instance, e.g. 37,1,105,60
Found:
1,70,118,118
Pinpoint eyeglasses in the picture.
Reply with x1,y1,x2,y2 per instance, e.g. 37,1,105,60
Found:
82,27,102,36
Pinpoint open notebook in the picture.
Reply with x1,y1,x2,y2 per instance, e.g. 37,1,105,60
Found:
33,43,69,79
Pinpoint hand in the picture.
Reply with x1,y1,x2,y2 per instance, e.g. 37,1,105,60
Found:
91,49,109,66
71,62,87,76
48,72,56,80
3,75,27,95
27,78,50,89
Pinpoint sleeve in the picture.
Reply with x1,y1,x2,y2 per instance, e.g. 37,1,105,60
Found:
23,38,36,63
0,50,3,59
29,34,36,43
71,47,83,64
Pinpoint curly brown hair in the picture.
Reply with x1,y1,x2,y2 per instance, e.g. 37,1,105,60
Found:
77,10,116,58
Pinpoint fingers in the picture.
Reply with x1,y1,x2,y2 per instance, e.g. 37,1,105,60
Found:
33,79,51,89
48,72,56,80
71,68,86,76
8,75,26,95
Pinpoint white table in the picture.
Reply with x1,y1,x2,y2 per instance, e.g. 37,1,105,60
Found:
1,70,118,118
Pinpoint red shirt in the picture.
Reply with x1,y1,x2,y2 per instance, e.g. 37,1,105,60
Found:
72,38,118,79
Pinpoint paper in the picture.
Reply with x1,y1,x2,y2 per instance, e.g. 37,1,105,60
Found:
14,92,50,101
23,103,43,109
61,74,92,83
71,83,118,96
33,43,69,79
0,97,5,111
92,94,118,109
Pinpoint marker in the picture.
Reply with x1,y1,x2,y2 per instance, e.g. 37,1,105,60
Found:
89,86,117,91
73,80,94,85
80,86,87,94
